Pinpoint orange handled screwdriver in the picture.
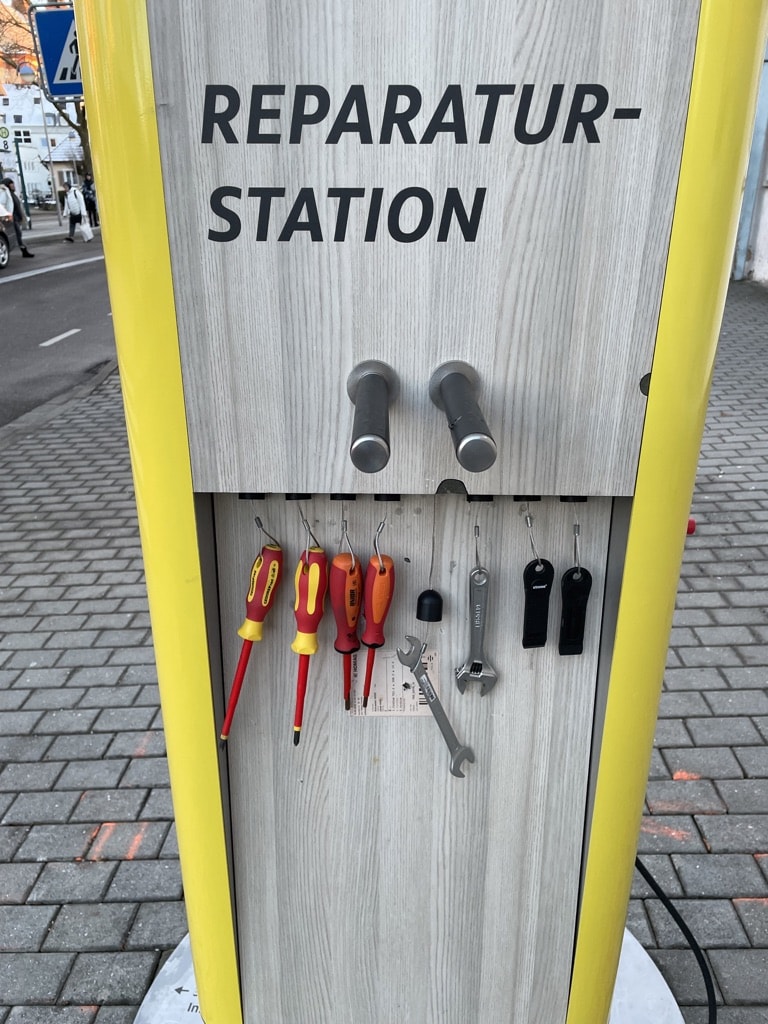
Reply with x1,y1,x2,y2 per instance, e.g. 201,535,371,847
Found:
220,535,283,743
330,548,364,709
361,521,395,708
291,544,328,745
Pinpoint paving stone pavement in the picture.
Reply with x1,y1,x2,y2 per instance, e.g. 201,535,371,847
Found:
0,280,766,1021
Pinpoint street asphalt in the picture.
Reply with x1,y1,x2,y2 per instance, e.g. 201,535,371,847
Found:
0,246,766,1020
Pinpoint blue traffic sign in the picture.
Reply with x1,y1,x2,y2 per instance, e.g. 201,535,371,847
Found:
31,4,83,100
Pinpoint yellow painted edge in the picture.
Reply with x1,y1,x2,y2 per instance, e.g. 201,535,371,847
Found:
74,2,242,1022
567,3,768,1022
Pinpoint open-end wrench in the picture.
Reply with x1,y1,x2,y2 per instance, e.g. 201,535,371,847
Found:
397,635,475,778
456,565,497,696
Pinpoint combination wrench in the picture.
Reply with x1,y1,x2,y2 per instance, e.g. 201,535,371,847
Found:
397,635,475,778
456,565,497,696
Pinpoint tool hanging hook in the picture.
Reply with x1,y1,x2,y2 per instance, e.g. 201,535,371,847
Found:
474,522,481,569
573,520,582,580
299,509,320,562
254,515,280,549
373,517,387,573
339,519,356,571
524,512,543,570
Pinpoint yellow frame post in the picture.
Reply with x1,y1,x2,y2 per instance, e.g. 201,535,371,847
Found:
75,1,767,1022
567,3,768,1021
75,2,242,1021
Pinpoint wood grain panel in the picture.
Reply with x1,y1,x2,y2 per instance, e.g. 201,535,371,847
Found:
148,0,700,496
214,494,613,1022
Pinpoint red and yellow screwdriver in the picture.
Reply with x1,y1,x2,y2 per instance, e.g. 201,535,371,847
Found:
291,520,328,746
361,520,395,709
220,519,283,744
329,522,364,710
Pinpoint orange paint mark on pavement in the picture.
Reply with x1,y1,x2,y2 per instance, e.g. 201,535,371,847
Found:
672,770,701,781
640,820,692,842
88,821,117,861
125,822,150,860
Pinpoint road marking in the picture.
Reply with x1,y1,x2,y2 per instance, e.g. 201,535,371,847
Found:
40,328,81,348
0,255,105,284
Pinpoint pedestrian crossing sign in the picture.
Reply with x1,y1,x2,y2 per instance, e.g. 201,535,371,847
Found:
30,2,83,100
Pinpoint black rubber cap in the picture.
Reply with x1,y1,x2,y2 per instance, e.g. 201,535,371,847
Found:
417,589,443,622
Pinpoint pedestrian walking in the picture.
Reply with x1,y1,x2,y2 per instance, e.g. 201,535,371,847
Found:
82,173,99,227
0,177,34,257
62,181,90,242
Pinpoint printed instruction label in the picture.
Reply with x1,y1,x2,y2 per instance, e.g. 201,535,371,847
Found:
347,648,437,717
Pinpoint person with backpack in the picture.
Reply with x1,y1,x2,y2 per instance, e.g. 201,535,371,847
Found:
62,181,89,242
1,177,34,257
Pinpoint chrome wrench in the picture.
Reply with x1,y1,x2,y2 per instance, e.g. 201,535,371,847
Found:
456,565,497,695
397,635,475,778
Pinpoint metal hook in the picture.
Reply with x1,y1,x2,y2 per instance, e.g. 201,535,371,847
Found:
373,518,387,572
474,522,481,569
254,515,280,549
525,512,543,569
339,519,356,570
573,521,582,579
298,509,319,562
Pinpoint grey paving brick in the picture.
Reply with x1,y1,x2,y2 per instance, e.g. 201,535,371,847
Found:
15,825,99,863
79,686,140,709
120,758,169,788
704,689,768,716
632,855,684,898
664,667,727,691
716,780,768,814
0,763,65,792
673,854,768,898
645,898,749,949
0,864,43,904
86,822,168,862
637,816,706,854
70,790,147,823
0,711,43,736
92,1008,136,1024
28,862,117,905
647,948,717,1006
0,906,58,952
43,904,136,952
662,746,745,781
14,670,71,690
60,951,159,1004
91,707,156,733
648,749,670,780
709,950,768,1003
64,666,124,688
733,897,768,945
20,685,87,710
694,625,758,645
106,731,165,758
125,900,187,950
658,692,712,718
720,665,768,688
695,815,768,854
159,824,179,859
646,780,726,815
35,709,100,735
105,860,182,902
2,793,81,826
686,718,763,747
0,953,74,1004
678,646,745,668
735,746,768,778
55,761,128,791
655,719,693,748
6,651,61,670
6,1008,98,1023
44,734,112,761
57,648,110,668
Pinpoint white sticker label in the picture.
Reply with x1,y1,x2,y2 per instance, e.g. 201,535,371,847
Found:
347,648,437,717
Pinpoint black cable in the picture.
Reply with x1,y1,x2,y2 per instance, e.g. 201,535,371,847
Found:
634,855,718,1024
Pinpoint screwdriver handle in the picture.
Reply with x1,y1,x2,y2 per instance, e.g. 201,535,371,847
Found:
238,545,283,642
361,554,395,648
291,547,329,656
330,553,363,654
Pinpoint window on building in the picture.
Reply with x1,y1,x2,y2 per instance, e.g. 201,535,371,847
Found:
13,114,22,123
14,130,32,144
1,98,9,106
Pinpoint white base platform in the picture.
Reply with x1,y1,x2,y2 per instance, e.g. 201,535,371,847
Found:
134,929,684,1024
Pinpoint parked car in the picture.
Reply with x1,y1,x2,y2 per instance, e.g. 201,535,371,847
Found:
0,215,16,270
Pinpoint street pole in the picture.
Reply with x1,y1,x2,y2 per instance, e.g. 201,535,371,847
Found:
13,137,32,228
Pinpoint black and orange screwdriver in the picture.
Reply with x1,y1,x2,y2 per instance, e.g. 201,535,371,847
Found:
361,519,395,709
220,518,283,744
291,518,328,745
329,522,364,710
